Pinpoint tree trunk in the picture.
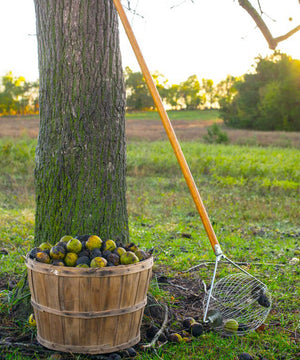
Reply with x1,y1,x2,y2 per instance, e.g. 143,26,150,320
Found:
34,0,128,244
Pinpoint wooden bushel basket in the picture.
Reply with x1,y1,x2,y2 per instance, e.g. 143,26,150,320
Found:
25,256,153,354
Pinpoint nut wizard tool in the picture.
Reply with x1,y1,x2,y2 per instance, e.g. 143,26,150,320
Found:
112,0,271,335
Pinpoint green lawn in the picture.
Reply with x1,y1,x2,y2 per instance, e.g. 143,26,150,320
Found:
0,109,220,123
126,109,220,121
0,137,299,359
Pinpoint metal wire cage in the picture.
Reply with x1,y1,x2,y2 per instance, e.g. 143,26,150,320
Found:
203,272,272,336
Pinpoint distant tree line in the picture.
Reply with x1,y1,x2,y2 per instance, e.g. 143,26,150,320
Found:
125,52,300,132
0,72,39,115
1,52,299,131
220,52,300,132
124,66,223,111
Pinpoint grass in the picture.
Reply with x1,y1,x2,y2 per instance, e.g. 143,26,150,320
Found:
127,142,299,191
0,135,299,359
125,109,220,121
0,109,220,123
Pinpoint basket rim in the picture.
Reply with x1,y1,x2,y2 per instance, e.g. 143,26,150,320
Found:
25,254,153,277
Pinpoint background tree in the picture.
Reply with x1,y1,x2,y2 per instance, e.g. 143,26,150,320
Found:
124,66,154,110
258,54,300,131
220,52,300,131
152,71,170,106
201,78,218,109
33,0,128,244
178,75,203,110
164,83,180,109
215,75,237,105
0,73,16,115
0,72,37,115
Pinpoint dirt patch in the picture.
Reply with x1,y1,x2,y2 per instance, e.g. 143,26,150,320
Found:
0,116,40,139
0,116,219,141
125,118,223,142
1,115,299,148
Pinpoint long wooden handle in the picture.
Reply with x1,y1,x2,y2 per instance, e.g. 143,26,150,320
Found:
113,0,220,254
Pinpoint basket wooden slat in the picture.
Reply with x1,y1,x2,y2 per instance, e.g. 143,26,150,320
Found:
26,256,153,354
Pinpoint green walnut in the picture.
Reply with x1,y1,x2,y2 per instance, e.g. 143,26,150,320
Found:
76,263,89,268
114,247,126,257
190,322,204,337
120,251,139,265
102,239,117,252
66,238,82,254
86,235,102,250
50,245,66,260
134,249,148,261
224,319,239,333
90,257,107,268
39,242,52,251
125,242,139,252
168,333,183,343
52,259,65,266
182,317,196,330
36,251,51,264
64,252,78,267
60,235,74,243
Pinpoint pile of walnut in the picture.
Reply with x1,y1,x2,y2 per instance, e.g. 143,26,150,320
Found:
28,235,150,268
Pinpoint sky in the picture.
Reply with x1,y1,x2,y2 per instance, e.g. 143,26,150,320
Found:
0,0,299,85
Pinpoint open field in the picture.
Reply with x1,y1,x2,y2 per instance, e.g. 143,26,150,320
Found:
1,112,300,147
0,117,299,359
125,109,220,121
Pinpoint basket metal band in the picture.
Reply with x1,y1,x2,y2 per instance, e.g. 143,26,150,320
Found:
31,297,147,318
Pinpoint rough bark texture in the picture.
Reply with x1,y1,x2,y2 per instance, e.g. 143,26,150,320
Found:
34,0,128,244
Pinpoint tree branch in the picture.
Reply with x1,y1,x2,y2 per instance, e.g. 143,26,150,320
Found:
238,0,300,50
170,0,194,10
274,25,300,44
123,0,144,18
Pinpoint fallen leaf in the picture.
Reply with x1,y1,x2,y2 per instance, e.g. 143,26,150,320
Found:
256,323,267,332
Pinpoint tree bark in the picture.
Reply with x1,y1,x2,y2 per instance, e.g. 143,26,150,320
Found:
34,0,128,244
